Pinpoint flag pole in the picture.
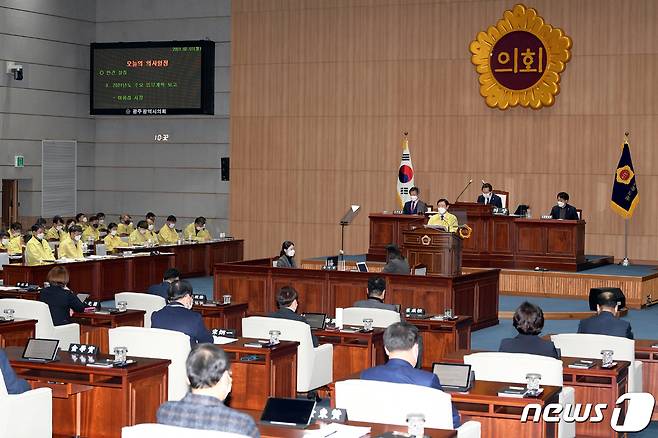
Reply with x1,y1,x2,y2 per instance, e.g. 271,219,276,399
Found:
622,219,630,266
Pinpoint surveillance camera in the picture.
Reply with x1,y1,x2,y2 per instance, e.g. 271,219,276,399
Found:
6,62,23,81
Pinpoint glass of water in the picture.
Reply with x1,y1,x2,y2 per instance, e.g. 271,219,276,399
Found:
222,294,232,305
601,349,614,367
3,308,15,321
363,318,374,331
525,373,542,395
113,346,128,363
117,301,128,312
269,330,281,345
406,413,425,438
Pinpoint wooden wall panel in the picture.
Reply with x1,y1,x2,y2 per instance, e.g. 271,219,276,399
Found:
231,0,658,262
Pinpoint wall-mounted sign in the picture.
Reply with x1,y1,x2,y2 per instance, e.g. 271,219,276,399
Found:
469,4,572,110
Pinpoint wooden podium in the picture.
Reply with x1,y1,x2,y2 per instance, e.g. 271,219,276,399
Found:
401,227,462,275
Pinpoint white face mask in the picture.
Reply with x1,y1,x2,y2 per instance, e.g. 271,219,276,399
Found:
36,233,45,240
140,228,147,235
410,195,418,202
196,226,203,231
110,230,117,236
437,207,447,215
99,219,105,225
74,235,81,242
1,238,8,246
483,192,490,197
286,248,295,257
168,223,176,229
557,201,565,208
82,217,88,223
56,225,63,231
148,224,154,231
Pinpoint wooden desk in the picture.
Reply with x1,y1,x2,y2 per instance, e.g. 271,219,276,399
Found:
223,338,298,410
193,302,248,335
6,346,169,438
315,327,386,381
214,262,499,331
406,316,472,369
0,318,36,347
634,340,658,420
368,213,426,261
72,309,145,353
0,287,39,300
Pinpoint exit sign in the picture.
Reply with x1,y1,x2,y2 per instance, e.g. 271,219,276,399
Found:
14,155,24,168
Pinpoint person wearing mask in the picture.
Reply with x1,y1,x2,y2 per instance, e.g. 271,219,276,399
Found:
58,225,84,259
184,217,211,241
151,280,213,347
382,244,410,274
158,215,179,244
75,213,89,230
476,183,503,208
117,214,134,236
25,224,55,266
103,222,128,252
64,218,76,233
45,216,66,241
427,198,459,232
148,268,181,300
499,302,560,359
402,186,428,215
0,231,10,251
82,215,101,242
361,322,461,429
0,348,30,394
129,220,150,245
268,286,319,347
39,266,87,326
275,240,297,268
578,291,634,339
7,222,23,255
96,212,107,229
550,192,579,220
146,212,157,228
156,344,259,437
145,212,158,242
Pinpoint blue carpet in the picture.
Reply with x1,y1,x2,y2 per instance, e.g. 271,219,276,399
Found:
577,263,657,277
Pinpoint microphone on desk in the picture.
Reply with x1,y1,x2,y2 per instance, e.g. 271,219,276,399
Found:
455,179,473,203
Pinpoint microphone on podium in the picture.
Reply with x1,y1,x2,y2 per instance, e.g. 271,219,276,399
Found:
455,179,473,203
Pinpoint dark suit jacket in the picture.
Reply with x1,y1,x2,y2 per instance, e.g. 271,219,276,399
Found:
403,200,428,215
0,348,30,394
361,358,460,428
382,258,411,275
476,193,503,208
39,285,87,326
499,333,560,359
550,204,579,220
267,307,319,347
275,255,297,268
353,297,398,312
148,281,170,300
578,311,633,339
151,302,213,347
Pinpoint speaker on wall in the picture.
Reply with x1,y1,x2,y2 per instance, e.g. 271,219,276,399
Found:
221,157,230,181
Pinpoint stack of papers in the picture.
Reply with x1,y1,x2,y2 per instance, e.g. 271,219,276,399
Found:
213,336,239,345
304,423,371,438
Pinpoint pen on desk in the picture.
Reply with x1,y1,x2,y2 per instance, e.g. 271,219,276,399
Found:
323,430,338,438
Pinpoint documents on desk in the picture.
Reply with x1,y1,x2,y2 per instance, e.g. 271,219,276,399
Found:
213,336,239,345
303,423,371,438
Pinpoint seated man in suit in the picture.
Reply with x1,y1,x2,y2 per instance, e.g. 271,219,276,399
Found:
157,344,259,437
382,244,410,275
476,183,503,208
268,286,319,347
148,268,181,300
361,322,460,428
550,192,579,220
151,280,213,347
427,198,459,232
499,302,560,359
403,186,428,215
578,291,633,339
0,348,30,394
354,277,398,311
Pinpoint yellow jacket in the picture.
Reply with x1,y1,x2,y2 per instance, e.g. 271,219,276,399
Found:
129,229,148,245
78,221,89,231
25,237,54,266
46,226,66,242
58,238,84,259
7,235,23,255
158,224,178,244
428,211,459,232
82,226,100,242
117,223,134,235
183,223,211,241
146,230,158,243
104,234,128,252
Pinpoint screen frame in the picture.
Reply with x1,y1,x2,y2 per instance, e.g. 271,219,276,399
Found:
22,338,60,361
260,397,316,427
90,40,215,115
431,362,472,389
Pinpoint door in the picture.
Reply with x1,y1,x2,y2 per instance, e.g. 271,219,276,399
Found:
2,179,18,228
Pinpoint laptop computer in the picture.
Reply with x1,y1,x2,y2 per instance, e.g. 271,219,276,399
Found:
77,293,90,303
432,362,473,392
302,312,326,330
21,338,60,363
260,397,316,428
356,261,368,272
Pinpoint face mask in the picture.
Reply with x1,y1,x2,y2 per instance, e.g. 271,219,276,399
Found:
437,207,447,215
168,223,176,229
148,224,154,231
110,230,117,236
483,192,490,197
140,229,147,235
56,225,63,231
36,233,45,240
92,223,99,229
557,201,565,208
82,217,88,223
99,219,105,225
196,226,202,231
74,235,81,242
1,238,8,246
410,195,418,202
286,248,295,257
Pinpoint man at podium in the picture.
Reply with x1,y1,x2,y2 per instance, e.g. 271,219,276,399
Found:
402,187,427,215
428,198,459,232
550,192,579,220
476,182,503,208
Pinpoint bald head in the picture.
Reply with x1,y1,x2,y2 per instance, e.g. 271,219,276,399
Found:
597,291,619,314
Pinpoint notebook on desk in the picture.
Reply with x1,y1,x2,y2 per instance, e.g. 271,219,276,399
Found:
20,338,59,363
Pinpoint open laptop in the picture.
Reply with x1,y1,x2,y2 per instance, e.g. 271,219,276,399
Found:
302,312,326,330
260,397,316,428
432,362,473,392
21,338,60,363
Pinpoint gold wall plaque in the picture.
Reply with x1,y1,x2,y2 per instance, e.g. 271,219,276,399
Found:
469,4,572,110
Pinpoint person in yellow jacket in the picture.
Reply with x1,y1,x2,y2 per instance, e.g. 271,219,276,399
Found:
129,220,150,245
58,225,84,259
145,218,158,243
7,222,24,255
82,215,101,242
25,225,55,266
0,231,10,251
117,214,134,236
158,215,179,244
45,216,67,241
184,217,211,242
427,198,459,232
75,213,89,230
103,222,128,252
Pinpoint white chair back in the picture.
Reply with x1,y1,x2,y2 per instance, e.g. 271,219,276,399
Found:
122,424,249,437
550,333,634,362
109,327,190,401
114,292,166,328
497,193,508,209
464,352,564,386
342,307,401,328
335,379,454,430
0,298,55,338
0,363,53,438
0,252,8,270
